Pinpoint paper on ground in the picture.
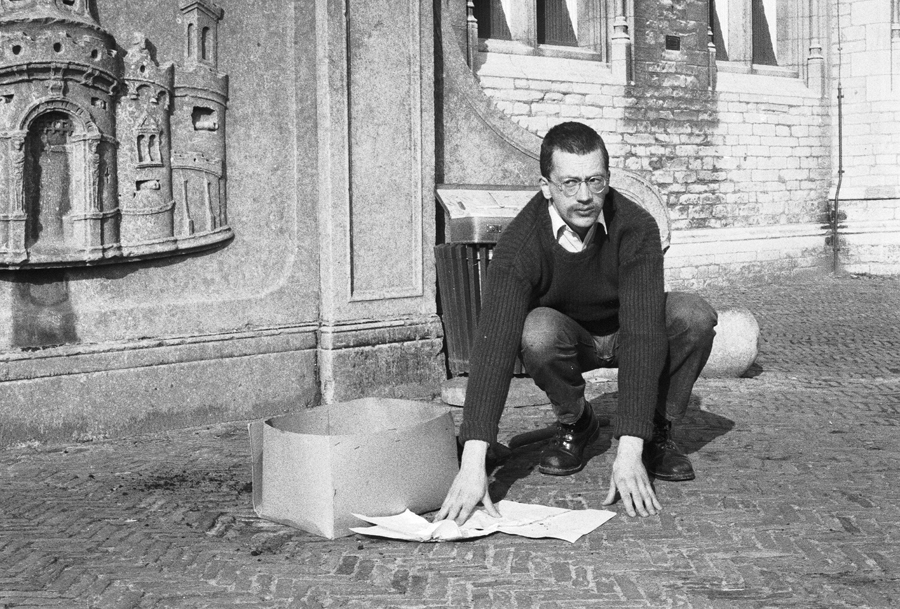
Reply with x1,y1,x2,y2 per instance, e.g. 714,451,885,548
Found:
350,500,615,543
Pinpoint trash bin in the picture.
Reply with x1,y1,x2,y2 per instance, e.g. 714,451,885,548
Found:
434,185,529,376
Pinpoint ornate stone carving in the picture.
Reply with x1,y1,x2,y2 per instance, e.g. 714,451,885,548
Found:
0,0,231,268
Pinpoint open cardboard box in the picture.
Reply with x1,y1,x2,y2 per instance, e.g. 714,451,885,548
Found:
249,398,459,539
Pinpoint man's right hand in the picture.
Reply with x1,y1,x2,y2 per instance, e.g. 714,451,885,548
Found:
434,440,501,525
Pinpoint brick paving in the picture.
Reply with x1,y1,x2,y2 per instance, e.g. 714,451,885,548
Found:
2,272,900,608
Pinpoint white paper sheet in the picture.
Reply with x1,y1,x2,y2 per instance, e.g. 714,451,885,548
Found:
350,500,615,543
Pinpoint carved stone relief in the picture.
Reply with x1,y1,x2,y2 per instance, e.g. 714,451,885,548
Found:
0,0,231,268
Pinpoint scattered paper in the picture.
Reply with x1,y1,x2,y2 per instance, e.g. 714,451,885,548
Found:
350,500,615,543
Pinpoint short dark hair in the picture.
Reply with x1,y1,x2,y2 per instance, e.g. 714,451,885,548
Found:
540,121,609,178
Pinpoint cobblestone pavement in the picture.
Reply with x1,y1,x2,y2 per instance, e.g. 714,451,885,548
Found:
2,273,900,608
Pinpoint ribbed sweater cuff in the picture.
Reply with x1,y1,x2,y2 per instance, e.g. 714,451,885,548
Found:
614,417,654,442
458,419,498,445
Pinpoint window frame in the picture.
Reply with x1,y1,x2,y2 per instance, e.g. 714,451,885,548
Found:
711,0,808,79
473,0,618,64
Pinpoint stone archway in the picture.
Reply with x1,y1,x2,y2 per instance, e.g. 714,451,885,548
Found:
24,111,76,251
12,99,104,259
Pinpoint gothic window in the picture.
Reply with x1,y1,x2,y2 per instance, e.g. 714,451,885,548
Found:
537,0,578,47
187,23,196,58
712,0,806,75
474,0,512,40
148,134,159,162
202,27,211,61
136,126,163,167
472,0,607,59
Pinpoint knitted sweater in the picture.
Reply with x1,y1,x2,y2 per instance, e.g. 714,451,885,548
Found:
458,187,667,445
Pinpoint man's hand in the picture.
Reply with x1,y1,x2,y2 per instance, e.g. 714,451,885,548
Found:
602,435,661,517
434,440,501,525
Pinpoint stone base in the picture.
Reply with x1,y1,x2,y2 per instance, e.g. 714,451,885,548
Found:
0,328,319,447
317,319,447,404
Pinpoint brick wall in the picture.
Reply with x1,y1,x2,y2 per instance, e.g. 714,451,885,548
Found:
473,0,832,288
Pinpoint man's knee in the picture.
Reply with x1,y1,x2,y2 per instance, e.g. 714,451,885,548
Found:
521,307,564,362
666,292,718,347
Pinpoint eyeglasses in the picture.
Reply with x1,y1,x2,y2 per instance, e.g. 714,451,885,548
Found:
548,175,609,197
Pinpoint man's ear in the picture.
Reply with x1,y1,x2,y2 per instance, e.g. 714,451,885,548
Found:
539,177,552,201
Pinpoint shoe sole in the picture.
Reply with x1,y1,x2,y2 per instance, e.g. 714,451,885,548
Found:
537,424,601,476
646,469,695,482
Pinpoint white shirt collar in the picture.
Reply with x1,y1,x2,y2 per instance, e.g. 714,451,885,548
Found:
548,201,607,253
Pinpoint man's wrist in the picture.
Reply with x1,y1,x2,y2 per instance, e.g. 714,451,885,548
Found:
617,435,644,458
460,439,490,470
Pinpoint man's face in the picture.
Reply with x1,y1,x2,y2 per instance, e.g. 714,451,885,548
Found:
540,149,609,238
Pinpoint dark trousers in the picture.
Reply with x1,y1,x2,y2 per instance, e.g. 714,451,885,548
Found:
520,292,718,426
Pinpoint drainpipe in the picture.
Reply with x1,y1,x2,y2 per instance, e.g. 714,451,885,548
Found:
833,79,843,273
831,0,844,273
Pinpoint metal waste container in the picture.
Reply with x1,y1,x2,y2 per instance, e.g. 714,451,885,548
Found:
434,185,533,376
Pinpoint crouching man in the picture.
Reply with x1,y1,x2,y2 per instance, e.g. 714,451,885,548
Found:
436,121,717,524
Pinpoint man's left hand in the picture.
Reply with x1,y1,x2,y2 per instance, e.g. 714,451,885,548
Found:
602,435,661,517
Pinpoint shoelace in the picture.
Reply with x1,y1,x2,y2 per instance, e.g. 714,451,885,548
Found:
554,425,576,444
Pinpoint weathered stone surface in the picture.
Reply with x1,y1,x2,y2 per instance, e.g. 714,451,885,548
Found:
0,0,445,444
701,307,760,378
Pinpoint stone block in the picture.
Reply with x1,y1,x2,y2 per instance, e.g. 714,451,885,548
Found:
701,308,760,378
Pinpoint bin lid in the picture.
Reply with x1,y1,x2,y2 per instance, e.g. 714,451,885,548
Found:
436,184,534,220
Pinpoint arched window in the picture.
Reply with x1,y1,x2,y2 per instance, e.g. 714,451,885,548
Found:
148,134,159,162
202,27,211,61
24,112,75,249
137,134,146,163
187,23,196,58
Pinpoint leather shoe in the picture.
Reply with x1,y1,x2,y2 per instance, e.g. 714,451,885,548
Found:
538,402,601,476
643,420,695,481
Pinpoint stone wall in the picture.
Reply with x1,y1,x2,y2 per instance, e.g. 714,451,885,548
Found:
827,0,900,275
0,0,444,446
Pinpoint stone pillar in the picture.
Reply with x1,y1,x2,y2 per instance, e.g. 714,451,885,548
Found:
611,0,633,84
807,0,825,97
5,135,26,263
465,0,477,68
315,0,444,403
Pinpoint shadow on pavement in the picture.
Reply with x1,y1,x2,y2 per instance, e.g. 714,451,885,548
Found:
486,391,735,503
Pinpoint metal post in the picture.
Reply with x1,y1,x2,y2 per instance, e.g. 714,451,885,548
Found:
832,0,844,274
